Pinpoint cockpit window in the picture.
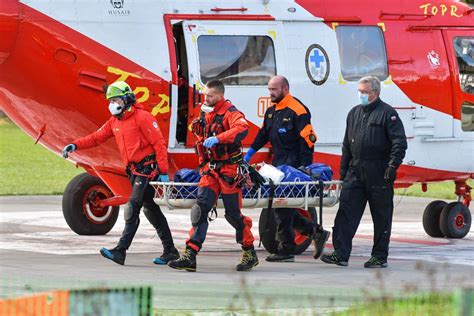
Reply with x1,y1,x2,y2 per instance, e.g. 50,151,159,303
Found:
197,35,276,85
336,26,388,81
454,37,474,95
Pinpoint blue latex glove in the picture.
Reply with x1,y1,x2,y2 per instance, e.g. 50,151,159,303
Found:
203,136,219,148
62,143,76,158
157,174,170,182
244,148,256,162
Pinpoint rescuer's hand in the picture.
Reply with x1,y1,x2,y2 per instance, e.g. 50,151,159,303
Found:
203,136,219,148
62,144,76,158
157,174,169,182
384,165,396,182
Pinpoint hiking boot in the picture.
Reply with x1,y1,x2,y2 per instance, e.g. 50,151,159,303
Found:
236,248,259,271
321,252,348,266
364,257,388,268
168,247,197,272
100,246,126,265
313,228,330,259
265,253,295,262
153,247,180,265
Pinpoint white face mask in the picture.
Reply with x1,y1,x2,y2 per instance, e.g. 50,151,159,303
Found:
201,104,214,113
108,102,123,115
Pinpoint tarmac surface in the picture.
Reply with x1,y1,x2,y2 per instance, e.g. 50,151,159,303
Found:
0,195,473,313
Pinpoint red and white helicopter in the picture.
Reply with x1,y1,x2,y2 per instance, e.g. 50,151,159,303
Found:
0,0,473,246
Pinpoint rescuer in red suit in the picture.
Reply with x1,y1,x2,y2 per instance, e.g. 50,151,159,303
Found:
168,79,258,272
62,81,178,266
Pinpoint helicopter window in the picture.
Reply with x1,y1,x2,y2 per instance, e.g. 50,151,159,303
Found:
197,35,276,85
454,37,474,96
461,102,474,132
336,26,388,81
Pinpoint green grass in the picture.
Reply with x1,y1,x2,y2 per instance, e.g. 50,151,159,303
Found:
335,293,456,316
395,181,471,201
0,118,82,195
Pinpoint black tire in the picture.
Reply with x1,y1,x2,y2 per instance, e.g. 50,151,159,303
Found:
258,207,317,255
422,200,447,237
439,202,471,239
62,173,119,235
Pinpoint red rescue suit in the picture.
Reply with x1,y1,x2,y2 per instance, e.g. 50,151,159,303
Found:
186,99,254,252
73,104,175,252
74,103,168,174
198,99,249,195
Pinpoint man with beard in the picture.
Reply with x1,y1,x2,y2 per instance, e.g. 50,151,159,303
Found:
168,79,258,272
244,75,330,262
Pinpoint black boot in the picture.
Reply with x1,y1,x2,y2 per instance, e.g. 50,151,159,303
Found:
168,247,197,272
153,247,180,265
100,246,126,265
313,226,330,259
265,253,295,262
236,248,259,272
321,252,348,267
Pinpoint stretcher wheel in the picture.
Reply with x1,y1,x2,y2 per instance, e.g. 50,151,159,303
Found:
422,200,447,237
258,208,316,255
439,202,471,239
62,173,119,235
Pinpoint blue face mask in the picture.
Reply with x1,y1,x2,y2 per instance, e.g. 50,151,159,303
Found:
358,92,370,106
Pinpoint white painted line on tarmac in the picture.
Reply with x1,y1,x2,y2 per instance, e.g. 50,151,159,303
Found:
1,210,473,266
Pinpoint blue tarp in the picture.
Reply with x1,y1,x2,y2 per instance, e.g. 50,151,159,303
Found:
173,168,200,199
173,168,201,183
305,163,333,181
172,163,332,199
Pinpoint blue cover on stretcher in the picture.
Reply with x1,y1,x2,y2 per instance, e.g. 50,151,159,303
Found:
174,168,201,183
172,163,332,199
305,163,333,181
173,169,200,199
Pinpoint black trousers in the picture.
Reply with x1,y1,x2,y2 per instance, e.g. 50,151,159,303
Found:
274,208,314,255
117,173,175,251
332,171,394,261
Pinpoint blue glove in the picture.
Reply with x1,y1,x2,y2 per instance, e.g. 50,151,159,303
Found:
244,148,256,162
157,174,169,182
203,136,219,148
62,143,76,158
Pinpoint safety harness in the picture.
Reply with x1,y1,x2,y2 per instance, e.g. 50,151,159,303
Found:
126,154,159,179
192,103,245,187
201,153,244,187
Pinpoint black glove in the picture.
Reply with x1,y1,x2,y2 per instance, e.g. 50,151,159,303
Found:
384,165,396,182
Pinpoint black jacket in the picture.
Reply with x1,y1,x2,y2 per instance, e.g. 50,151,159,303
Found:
251,95,316,167
340,98,407,182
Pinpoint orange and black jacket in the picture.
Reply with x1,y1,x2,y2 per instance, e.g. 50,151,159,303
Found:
250,94,317,167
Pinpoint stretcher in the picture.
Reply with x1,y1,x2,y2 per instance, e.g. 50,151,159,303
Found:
151,180,342,210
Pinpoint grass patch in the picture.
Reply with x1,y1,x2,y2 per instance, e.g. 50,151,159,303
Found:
395,181,472,200
335,292,455,316
0,119,82,195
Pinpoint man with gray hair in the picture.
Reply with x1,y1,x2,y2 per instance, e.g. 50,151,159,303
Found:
321,75,407,268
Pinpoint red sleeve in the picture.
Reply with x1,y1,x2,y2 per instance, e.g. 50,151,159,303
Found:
74,118,114,149
139,112,169,174
216,110,249,144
